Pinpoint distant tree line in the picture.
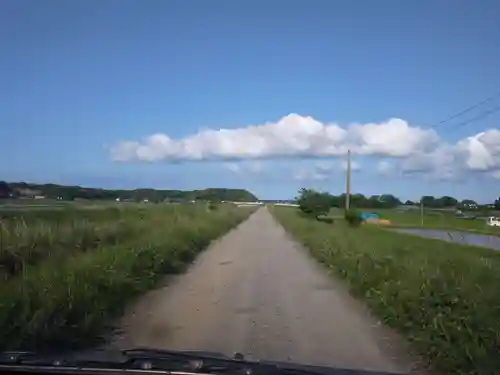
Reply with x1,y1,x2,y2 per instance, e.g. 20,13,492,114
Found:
0,181,258,203
0,181,9,198
1,180,494,209
296,189,402,211
294,188,485,210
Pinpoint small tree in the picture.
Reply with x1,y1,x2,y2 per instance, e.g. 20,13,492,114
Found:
0,181,11,198
494,197,500,210
297,188,332,219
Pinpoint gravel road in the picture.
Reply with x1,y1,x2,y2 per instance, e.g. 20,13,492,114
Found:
110,208,425,374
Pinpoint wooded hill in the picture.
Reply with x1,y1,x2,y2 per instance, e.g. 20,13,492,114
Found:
0,181,258,202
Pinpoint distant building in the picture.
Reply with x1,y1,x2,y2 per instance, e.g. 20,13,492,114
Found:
16,188,42,198
274,203,299,207
462,203,478,209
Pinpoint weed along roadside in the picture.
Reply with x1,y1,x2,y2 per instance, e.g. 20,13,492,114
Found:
0,204,255,351
0,207,155,281
270,206,500,375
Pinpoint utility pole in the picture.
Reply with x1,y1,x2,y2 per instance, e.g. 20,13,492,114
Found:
345,149,351,211
420,198,424,227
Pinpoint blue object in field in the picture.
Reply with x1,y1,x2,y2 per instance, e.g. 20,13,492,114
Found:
360,212,380,221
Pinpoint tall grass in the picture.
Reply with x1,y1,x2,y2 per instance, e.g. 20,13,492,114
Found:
0,207,157,280
0,204,254,350
0,206,126,223
271,207,500,375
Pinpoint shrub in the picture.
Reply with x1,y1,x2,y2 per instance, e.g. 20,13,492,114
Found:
344,209,362,227
297,188,332,218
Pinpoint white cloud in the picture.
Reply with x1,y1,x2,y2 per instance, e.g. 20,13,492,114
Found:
490,170,500,179
349,119,439,157
110,114,438,162
224,161,264,175
377,161,392,175
456,129,500,171
110,113,500,182
248,161,264,173
315,161,334,173
293,159,360,182
224,163,241,173
293,169,329,182
294,162,331,182
399,145,463,181
398,130,500,181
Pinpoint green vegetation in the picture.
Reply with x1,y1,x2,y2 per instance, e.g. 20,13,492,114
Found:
0,204,254,350
373,208,500,235
297,188,332,218
344,209,362,227
270,206,500,375
296,187,497,234
0,207,151,280
317,206,499,235
293,189,482,210
1,181,258,202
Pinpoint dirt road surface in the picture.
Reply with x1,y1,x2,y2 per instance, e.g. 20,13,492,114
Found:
110,208,424,374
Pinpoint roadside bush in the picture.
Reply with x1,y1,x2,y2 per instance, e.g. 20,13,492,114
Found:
344,209,362,227
297,188,332,218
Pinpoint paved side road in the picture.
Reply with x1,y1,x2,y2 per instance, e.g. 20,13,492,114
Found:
110,208,425,374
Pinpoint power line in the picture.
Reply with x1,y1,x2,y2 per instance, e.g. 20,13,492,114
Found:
450,104,500,131
433,92,500,129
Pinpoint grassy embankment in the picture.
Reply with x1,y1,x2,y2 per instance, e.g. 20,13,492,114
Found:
271,206,500,375
0,203,254,350
326,207,500,235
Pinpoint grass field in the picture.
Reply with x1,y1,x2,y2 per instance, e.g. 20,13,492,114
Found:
0,198,116,210
0,206,147,280
0,203,254,350
271,206,500,375
326,207,500,235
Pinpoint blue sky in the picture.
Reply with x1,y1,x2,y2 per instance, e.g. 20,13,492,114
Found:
1,0,500,201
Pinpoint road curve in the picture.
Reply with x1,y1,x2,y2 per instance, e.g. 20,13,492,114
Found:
110,208,424,374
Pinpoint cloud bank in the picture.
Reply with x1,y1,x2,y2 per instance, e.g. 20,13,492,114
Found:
110,113,500,180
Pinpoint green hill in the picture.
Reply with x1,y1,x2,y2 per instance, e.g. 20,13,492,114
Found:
3,181,258,202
